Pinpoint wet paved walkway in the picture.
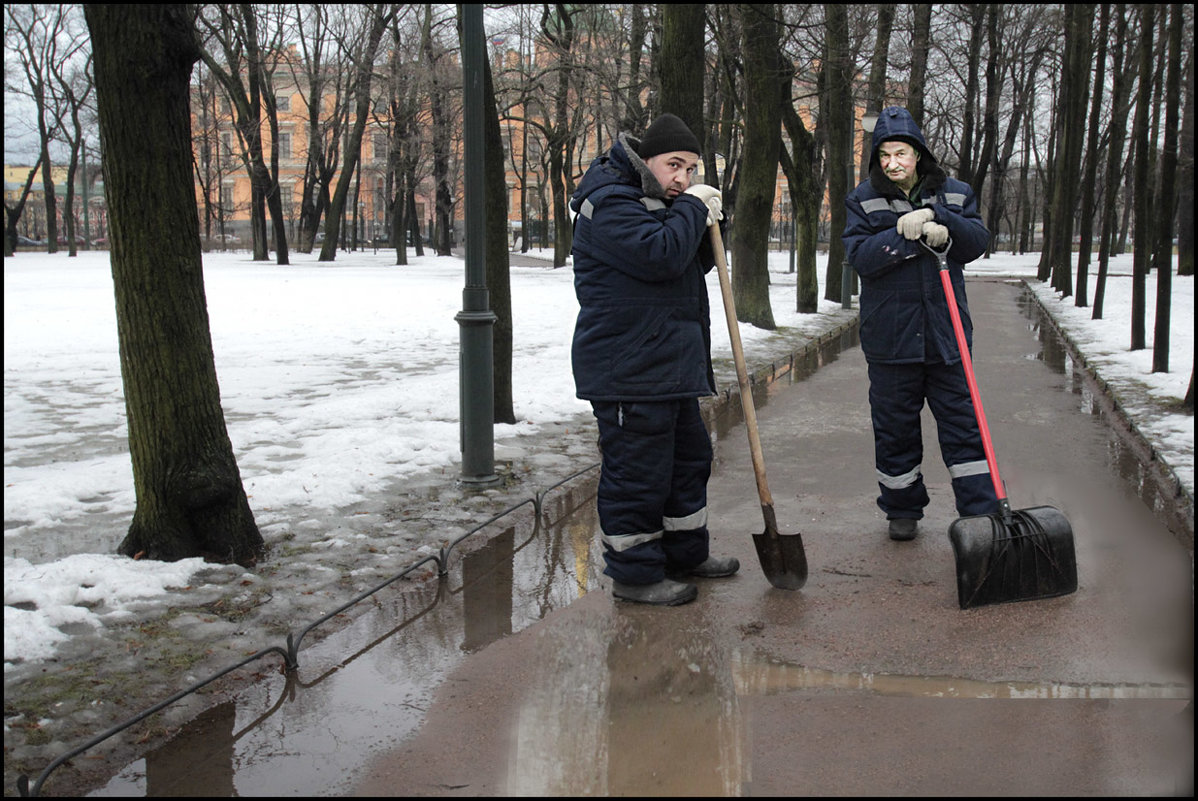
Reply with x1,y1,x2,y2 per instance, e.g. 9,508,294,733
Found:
90,280,1191,797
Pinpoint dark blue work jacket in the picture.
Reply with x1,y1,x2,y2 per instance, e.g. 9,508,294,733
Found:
843,109,990,365
570,134,719,401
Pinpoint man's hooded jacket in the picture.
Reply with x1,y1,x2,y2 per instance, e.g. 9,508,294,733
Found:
570,133,719,401
843,107,990,364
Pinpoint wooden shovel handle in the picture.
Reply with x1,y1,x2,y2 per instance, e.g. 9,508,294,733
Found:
710,225,774,510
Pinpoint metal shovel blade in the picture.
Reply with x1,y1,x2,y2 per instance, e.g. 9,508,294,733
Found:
753,504,809,590
948,504,1077,609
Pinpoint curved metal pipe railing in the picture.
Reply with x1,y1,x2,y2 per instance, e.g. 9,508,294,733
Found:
16,462,601,797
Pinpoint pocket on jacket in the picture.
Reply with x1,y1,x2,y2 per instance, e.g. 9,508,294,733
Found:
859,288,923,362
609,307,683,387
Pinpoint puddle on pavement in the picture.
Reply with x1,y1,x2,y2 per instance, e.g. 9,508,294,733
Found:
732,653,1191,700
81,289,1191,797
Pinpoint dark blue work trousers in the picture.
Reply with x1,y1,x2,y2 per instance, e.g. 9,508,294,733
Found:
867,359,1000,520
591,398,712,585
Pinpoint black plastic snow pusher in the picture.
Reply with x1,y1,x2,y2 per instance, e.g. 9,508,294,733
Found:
926,239,1077,609
711,225,808,590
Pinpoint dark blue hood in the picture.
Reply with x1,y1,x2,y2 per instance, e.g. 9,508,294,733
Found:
870,106,934,168
868,106,945,194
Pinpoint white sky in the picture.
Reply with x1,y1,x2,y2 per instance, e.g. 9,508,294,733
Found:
3,246,1193,667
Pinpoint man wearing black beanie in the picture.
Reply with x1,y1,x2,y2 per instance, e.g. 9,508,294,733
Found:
637,112,703,160
569,114,737,606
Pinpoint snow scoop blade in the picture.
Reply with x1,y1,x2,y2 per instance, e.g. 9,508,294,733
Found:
948,505,1078,609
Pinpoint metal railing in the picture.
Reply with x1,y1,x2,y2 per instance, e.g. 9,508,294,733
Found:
16,462,600,797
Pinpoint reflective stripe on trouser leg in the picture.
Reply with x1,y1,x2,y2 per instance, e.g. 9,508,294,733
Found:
867,361,930,519
592,399,711,585
924,361,1001,517
660,397,711,571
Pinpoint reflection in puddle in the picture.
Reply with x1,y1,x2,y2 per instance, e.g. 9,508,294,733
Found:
733,652,1192,700
92,482,605,798
508,604,745,797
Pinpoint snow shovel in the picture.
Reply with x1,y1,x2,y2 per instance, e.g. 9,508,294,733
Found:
710,225,808,590
926,239,1077,609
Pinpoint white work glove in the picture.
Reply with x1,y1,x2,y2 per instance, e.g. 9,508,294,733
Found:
921,221,949,248
896,207,934,240
683,183,723,227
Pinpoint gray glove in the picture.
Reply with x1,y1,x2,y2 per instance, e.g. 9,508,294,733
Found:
896,207,934,240
683,184,723,227
921,221,949,248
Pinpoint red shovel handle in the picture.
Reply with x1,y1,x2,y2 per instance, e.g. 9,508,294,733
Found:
931,243,1007,504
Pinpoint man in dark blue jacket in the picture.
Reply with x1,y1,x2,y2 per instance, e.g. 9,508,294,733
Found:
571,113,738,605
843,106,1000,541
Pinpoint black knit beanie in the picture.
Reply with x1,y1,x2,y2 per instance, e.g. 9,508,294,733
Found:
638,113,702,159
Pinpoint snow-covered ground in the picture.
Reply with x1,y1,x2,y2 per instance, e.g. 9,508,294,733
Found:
4,246,1192,668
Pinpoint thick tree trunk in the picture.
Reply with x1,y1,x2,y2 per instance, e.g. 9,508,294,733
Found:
780,94,821,314
1150,2,1183,374
730,3,780,329
1130,4,1156,351
822,3,851,305
85,4,262,565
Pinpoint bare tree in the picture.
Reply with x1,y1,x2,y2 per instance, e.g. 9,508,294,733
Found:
197,3,291,264
1151,2,1184,374
85,3,263,565
1074,3,1109,307
823,3,851,304
421,3,456,257
1129,4,1156,351
3,156,44,257
778,59,821,314
1093,3,1134,319
730,4,782,329
907,4,932,127
1038,3,1093,297
1177,22,1194,278
538,3,581,267
5,4,84,254
319,4,396,262
286,4,348,253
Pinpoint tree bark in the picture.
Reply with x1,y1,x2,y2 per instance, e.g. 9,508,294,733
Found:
1177,31,1194,277
1130,4,1156,351
731,4,780,329
85,3,262,565
779,83,821,314
1093,3,1132,320
907,4,932,128
1151,3,1183,374
1074,3,1109,307
659,4,706,133
822,3,851,305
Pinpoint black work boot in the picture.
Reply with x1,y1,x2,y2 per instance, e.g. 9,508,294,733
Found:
888,518,918,541
669,555,740,579
611,578,698,606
